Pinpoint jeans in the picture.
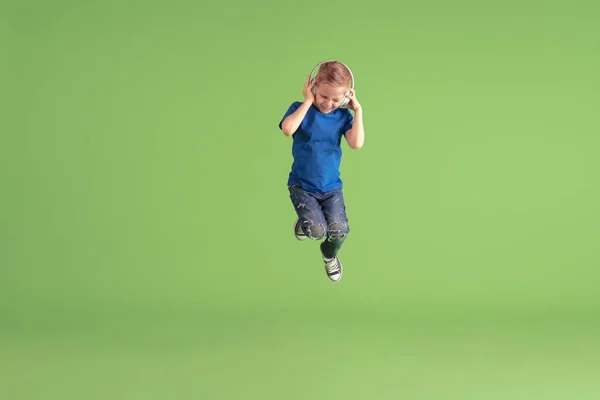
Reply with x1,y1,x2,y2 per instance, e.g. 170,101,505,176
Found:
288,184,350,259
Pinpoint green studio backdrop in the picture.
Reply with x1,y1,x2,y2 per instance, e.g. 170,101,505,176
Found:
2,0,600,399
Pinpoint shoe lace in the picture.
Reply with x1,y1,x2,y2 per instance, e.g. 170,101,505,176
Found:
325,258,340,274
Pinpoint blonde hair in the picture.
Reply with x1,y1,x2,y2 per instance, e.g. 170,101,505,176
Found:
315,61,352,88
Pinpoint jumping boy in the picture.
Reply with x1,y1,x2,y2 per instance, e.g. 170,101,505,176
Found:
279,60,365,282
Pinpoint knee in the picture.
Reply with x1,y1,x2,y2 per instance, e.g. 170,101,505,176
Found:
306,223,326,240
327,221,349,239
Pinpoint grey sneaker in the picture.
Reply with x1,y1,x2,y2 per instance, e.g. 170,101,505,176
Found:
320,242,342,282
294,218,307,241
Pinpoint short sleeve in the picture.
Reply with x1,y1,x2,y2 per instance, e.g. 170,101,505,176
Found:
279,102,301,130
342,110,354,135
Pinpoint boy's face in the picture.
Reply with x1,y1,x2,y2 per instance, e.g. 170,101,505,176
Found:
314,82,348,114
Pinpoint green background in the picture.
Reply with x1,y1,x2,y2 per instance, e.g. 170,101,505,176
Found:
2,0,600,398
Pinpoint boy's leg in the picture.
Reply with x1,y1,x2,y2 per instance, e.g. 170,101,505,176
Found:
289,185,328,240
319,189,350,259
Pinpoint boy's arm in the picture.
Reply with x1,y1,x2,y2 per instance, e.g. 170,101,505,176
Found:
281,100,312,136
281,76,316,136
345,107,364,149
343,88,364,149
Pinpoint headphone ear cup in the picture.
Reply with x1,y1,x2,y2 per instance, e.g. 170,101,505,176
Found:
340,90,350,107
311,80,316,95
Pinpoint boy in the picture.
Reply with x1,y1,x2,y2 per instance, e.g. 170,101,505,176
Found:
279,60,365,282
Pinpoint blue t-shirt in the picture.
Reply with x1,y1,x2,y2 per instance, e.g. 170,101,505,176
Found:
279,101,354,193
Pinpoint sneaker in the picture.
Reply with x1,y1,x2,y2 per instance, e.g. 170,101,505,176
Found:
320,242,342,282
294,218,307,241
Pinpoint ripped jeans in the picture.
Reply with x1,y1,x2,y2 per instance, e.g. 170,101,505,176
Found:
288,184,350,259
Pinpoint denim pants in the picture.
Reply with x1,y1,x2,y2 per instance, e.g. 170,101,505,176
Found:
288,184,350,259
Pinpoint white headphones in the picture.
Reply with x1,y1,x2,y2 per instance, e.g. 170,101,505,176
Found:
309,60,354,108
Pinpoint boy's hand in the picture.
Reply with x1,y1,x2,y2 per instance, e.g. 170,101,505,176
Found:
345,88,361,111
303,75,315,103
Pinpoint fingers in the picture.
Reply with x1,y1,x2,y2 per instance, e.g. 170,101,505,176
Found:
346,89,357,102
305,75,317,89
